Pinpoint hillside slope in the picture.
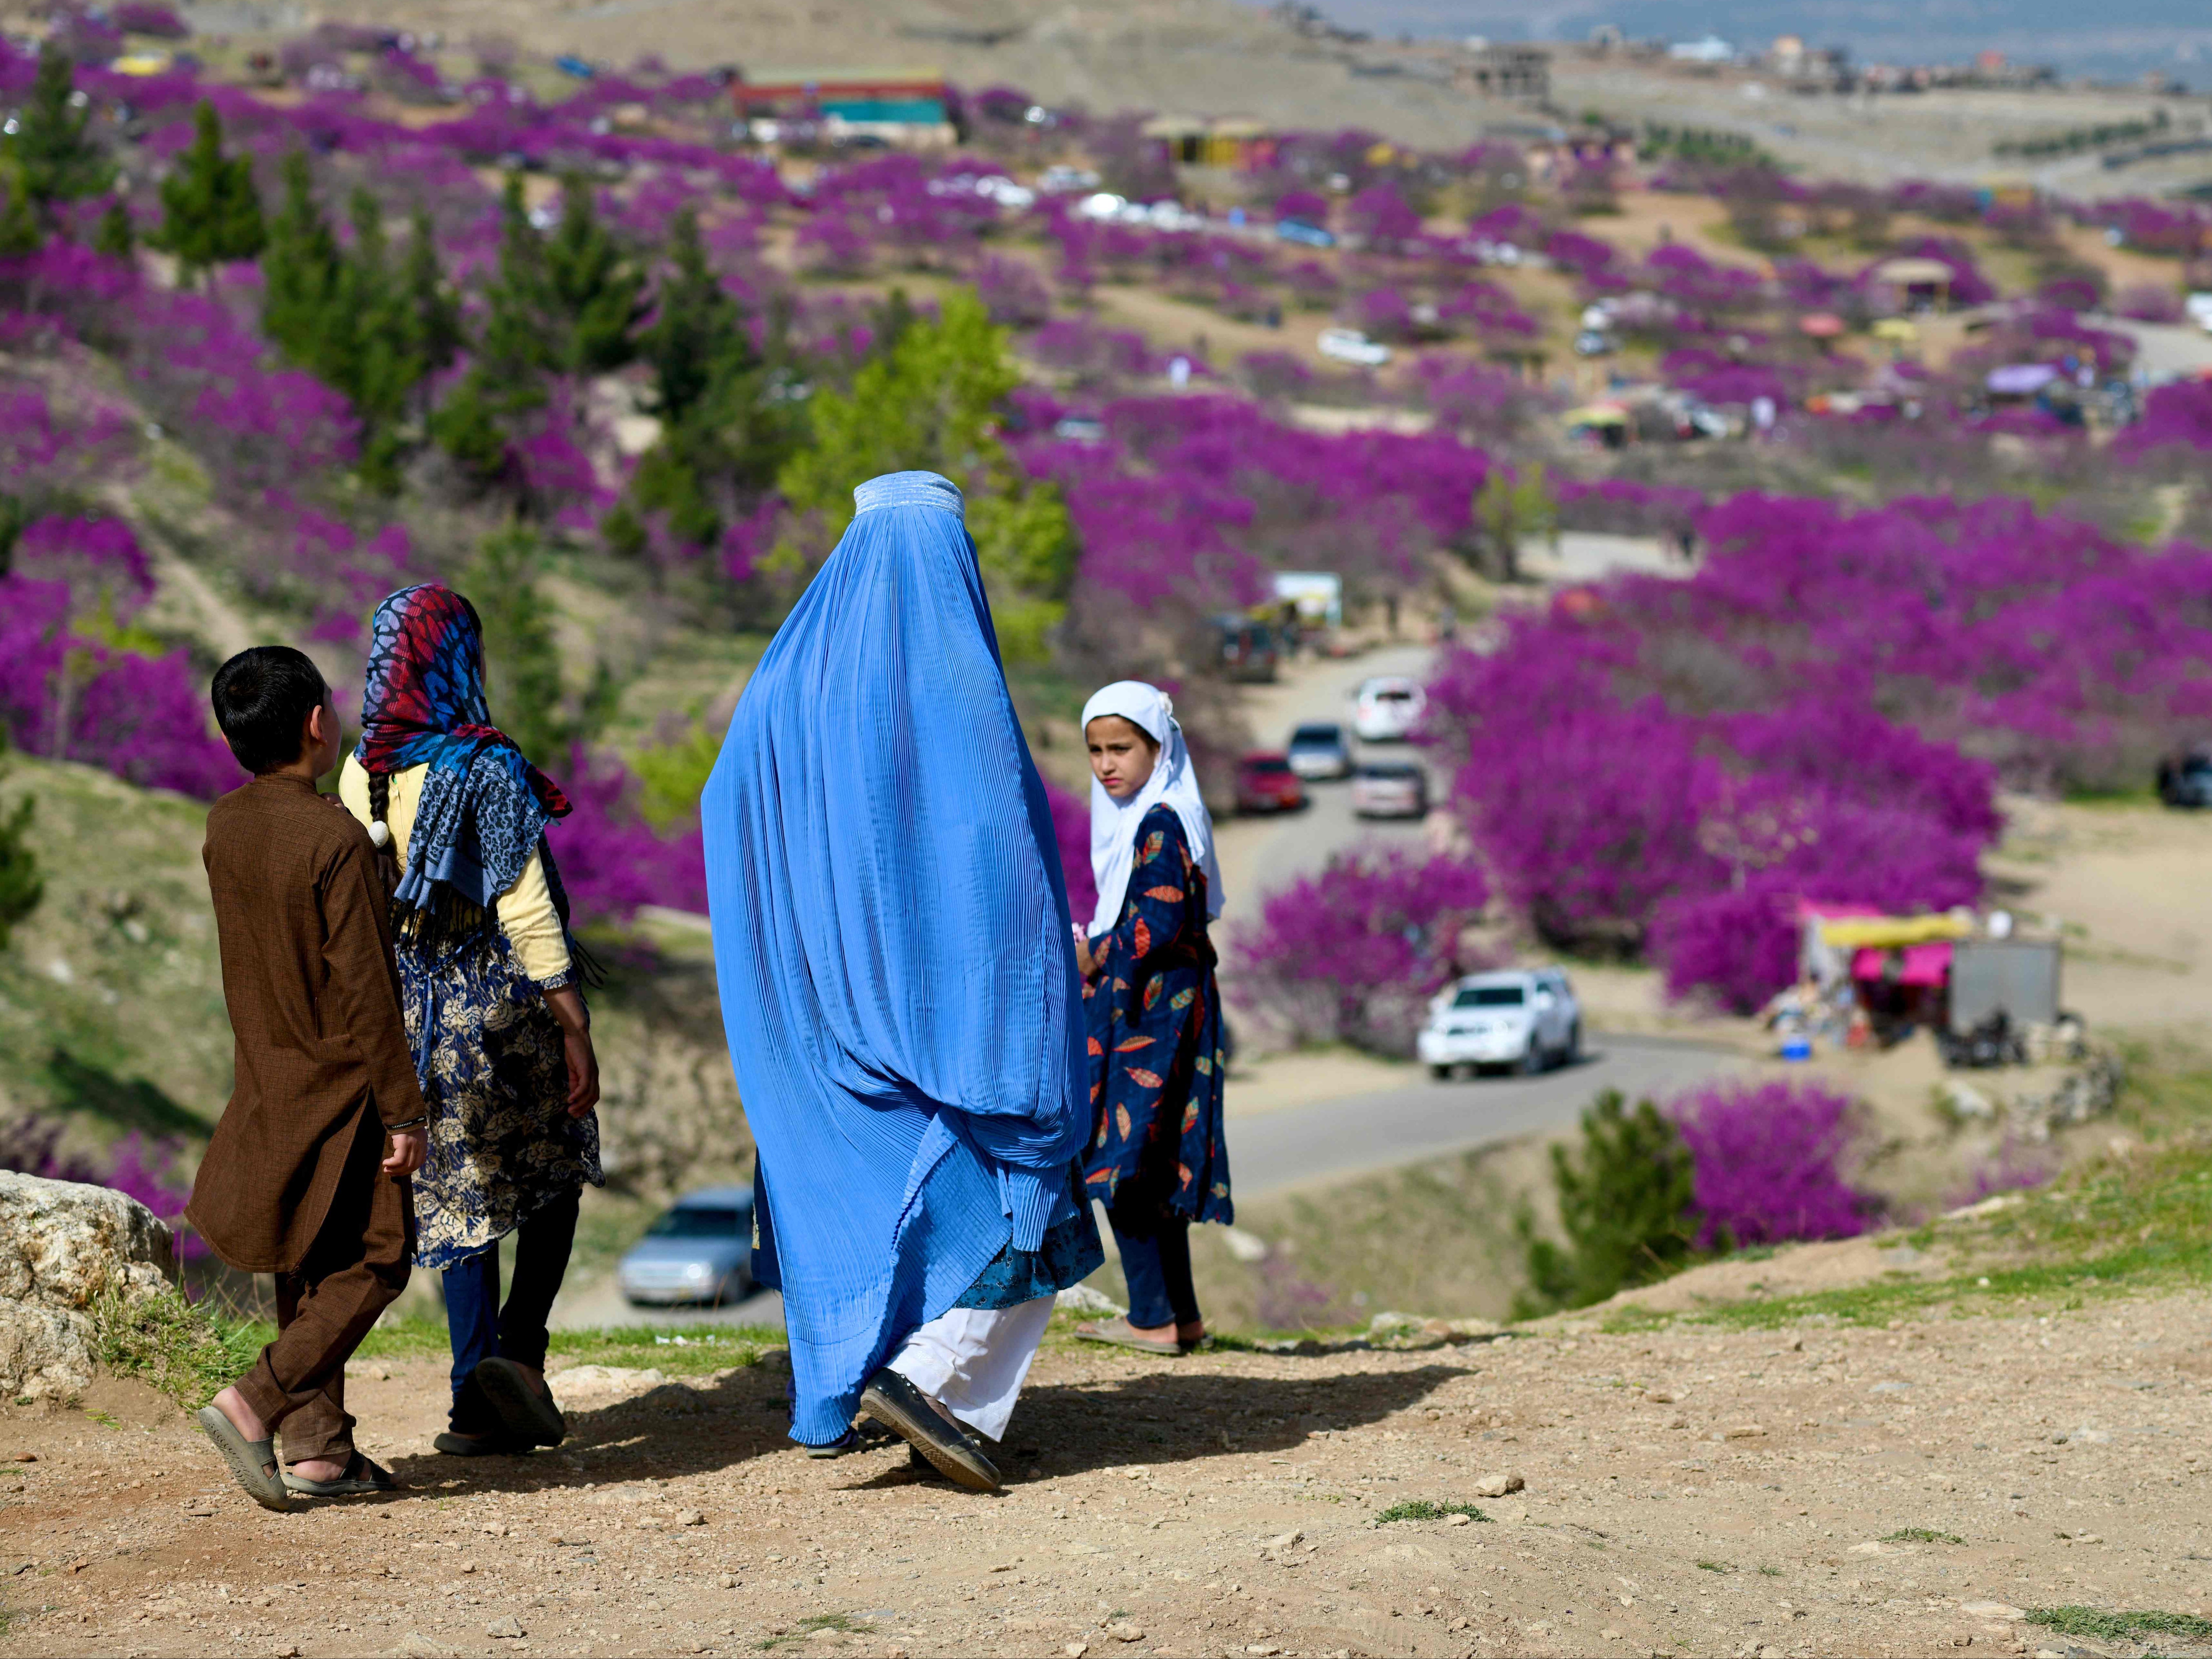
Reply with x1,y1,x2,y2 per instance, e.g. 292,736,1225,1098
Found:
0,755,748,1193
235,0,1526,148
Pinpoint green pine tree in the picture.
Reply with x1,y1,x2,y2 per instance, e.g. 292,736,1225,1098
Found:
401,206,461,386
1511,1090,1702,1317
336,190,430,490
0,737,43,955
0,171,42,259
639,205,736,426
471,175,556,414
429,372,510,487
11,49,111,224
259,150,343,372
90,197,133,258
544,173,644,376
153,101,265,283
470,525,618,768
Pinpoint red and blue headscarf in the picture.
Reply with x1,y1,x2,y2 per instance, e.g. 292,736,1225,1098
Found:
357,583,575,936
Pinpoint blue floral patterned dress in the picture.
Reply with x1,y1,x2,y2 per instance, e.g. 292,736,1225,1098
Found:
1082,804,1232,1223
398,924,602,1272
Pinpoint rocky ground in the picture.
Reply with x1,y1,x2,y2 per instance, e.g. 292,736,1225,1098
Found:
5,1291,2212,1659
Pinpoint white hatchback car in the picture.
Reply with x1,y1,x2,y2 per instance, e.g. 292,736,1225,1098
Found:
1318,327,1392,367
1353,675,1426,741
1418,968,1581,1078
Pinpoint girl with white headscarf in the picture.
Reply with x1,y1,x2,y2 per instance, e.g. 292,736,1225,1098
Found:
1071,681,1233,1356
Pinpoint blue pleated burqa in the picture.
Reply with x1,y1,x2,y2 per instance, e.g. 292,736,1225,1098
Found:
701,471,1090,1445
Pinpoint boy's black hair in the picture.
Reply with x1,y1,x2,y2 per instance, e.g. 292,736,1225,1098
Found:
210,646,330,775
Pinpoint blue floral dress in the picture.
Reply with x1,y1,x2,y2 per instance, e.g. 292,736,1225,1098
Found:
399,927,603,1272
1082,804,1232,1223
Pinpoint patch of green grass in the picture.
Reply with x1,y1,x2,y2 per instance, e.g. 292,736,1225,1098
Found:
335,1316,781,1377
1882,1527,1965,1544
91,1285,263,1410
1375,1499,1490,1525
1757,1565,1782,1576
1696,1560,1731,1573
2027,1607,2212,1641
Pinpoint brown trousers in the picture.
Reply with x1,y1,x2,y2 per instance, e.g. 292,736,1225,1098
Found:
233,1108,413,1465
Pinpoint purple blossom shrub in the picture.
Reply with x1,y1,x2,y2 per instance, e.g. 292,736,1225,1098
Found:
1229,846,1493,1054
551,746,706,922
2114,283,2185,324
2116,378,2212,461
0,575,239,797
114,1,191,36
1425,489,2212,1004
1042,776,1095,922
1668,1079,1878,1247
974,254,1053,327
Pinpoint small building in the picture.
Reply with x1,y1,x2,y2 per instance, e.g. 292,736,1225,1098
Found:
1140,115,1270,168
732,69,956,146
1463,43,1548,100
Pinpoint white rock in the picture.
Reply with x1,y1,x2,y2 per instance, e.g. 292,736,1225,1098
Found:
485,1615,526,1639
1104,1622,1143,1643
386,1634,462,1659
1222,1227,1270,1263
1472,1472,1525,1498
1055,1285,1125,1316
676,1508,704,1526
547,1365,669,1402
0,1171,176,1397
1960,1601,2025,1620
1263,1529,1302,1551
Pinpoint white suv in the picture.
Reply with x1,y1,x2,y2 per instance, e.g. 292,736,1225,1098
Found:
1417,968,1581,1079
1353,676,1425,741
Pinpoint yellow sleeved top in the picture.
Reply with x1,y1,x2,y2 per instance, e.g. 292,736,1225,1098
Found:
337,755,573,987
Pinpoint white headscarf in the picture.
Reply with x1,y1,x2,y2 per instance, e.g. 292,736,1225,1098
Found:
1082,680,1224,937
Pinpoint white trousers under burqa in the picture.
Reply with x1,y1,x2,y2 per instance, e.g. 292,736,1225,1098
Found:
884,1294,1056,1442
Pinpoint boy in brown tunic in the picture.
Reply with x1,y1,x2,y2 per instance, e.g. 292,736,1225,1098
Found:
186,646,430,1509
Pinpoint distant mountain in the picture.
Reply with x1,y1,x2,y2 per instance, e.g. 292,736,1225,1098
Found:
1271,0,2212,85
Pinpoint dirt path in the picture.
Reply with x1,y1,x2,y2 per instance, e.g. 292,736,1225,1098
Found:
8,1292,2212,1659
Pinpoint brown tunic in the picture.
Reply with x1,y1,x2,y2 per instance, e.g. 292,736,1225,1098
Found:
186,772,430,1275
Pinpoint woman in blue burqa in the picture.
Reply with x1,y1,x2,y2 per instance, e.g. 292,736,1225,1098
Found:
701,471,1101,1493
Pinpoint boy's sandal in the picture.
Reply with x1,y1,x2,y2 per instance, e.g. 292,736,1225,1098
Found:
282,1452,398,1496
1074,1317,1184,1356
194,1405,290,1512
471,1357,568,1447
433,1431,532,1458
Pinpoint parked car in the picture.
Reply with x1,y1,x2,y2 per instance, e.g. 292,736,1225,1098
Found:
2158,746,2212,807
1286,721,1353,780
1351,760,1427,819
1235,751,1305,813
616,1186,755,1306
1417,969,1581,1079
1275,218,1336,248
1353,676,1426,741
1317,326,1391,367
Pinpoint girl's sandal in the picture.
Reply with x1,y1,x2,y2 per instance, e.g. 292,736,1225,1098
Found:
1074,1317,1185,1356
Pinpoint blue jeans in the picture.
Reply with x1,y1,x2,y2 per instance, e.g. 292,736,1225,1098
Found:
441,1187,580,1434
1108,1205,1199,1330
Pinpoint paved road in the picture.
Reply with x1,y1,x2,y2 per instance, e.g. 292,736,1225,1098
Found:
1212,642,1437,918
1231,1033,1737,1198
2104,316,2212,382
